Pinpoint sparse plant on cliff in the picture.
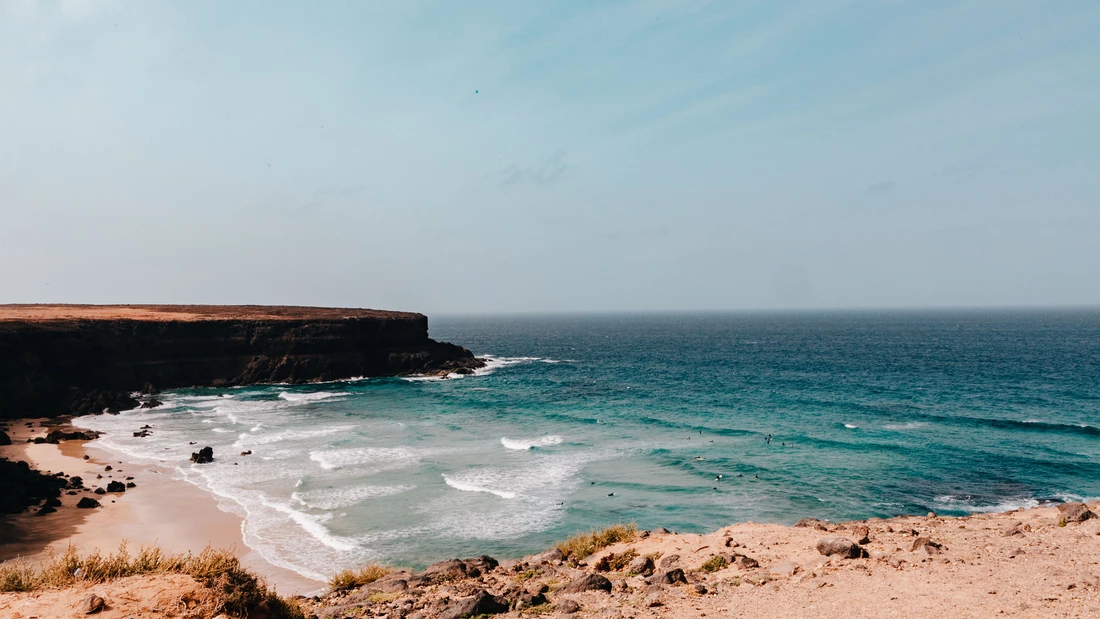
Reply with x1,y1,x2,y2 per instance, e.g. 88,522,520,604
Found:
0,543,303,619
556,522,638,561
329,562,393,591
701,555,729,573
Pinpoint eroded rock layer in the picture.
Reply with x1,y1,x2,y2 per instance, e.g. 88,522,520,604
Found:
0,305,483,418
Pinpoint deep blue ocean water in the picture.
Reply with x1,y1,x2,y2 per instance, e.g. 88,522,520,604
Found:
77,311,1100,582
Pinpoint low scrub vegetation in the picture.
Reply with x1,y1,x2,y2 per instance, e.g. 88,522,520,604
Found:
0,543,302,618
701,554,729,573
329,562,392,591
555,522,637,561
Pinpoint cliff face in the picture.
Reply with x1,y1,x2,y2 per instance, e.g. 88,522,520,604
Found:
0,305,484,419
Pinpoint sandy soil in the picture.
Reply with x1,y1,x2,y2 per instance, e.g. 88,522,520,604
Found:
0,573,219,619
0,422,323,596
0,304,415,323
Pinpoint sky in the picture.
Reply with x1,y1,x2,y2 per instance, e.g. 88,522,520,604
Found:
2,0,1098,314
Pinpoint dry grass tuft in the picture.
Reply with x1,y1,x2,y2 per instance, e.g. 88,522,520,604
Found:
556,523,638,561
329,562,393,591
0,542,302,618
701,554,729,573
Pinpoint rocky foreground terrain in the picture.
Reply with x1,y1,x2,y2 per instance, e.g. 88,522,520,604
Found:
297,503,1100,619
4,502,1100,618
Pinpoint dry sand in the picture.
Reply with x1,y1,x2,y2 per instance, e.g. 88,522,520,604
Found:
0,421,323,596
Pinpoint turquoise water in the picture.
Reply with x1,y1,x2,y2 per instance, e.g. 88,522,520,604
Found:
77,311,1100,582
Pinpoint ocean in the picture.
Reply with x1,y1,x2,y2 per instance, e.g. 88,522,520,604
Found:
75,310,1100,582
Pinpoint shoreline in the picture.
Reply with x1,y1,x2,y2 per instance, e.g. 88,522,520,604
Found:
0,420,324,596
6,414,1100,617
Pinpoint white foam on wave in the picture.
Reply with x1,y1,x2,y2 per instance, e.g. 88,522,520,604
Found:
278,391,350,402
883,421,928,430
443,475,517,499
844,424,859,429
211,428,232,433
501,435,563,450
309,447,420,471
293,485,415,510
259,499,359,551
933,495,1040,513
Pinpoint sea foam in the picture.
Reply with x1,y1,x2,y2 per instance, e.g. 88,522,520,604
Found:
501,435,563,450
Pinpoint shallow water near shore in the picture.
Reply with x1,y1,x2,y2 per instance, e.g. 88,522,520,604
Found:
74,310,1100,582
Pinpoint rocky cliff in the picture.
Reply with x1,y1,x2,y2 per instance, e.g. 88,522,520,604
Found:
0,305,484,419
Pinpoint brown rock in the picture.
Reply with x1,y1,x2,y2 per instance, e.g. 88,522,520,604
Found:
646,568,687,585
795,518,829,531
910,537,944,555
557,598,581,614
77,594,105,614
816,538,868,559
854,524,871,544
1058,503,1096,523
561,573,612,594
626,555,655,576
438,590,508,619
657,553,680,569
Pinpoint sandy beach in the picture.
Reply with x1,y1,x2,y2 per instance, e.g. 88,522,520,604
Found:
0,421,324,596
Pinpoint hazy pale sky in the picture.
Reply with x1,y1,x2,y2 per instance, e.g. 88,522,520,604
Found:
2,1,1098,314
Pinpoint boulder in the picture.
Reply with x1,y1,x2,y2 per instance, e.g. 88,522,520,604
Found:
36,505,57,515
438,590,509,619
421,559,468,581
815,538,868,559
657,554,680,569
853,524,871,544
626,555,655,576
0,430,10,446
646,568,687,585
910,537,943,555
76,497,100,508
190,446,214,464
138,398,163,409
733,554,759,569
561,573,612,594
1058,502,1096,523
106,481,126,493
93,488,106,495
510,590,547,610
77,593,105,614
557,598,581,614
126,482,136,488
463,555,499,577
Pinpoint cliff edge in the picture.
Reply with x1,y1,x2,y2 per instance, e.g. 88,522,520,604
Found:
0,304,484,419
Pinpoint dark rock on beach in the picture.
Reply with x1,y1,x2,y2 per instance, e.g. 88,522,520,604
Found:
0,458,68,514
106,480,126,493
190,446,214,464
76,497,100,508
0,430,10,445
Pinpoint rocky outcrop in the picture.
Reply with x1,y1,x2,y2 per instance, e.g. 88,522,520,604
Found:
0,305,485,419
190,447,214,464
0,459,68,514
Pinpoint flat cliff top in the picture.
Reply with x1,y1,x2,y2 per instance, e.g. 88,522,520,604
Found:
0,304,422,324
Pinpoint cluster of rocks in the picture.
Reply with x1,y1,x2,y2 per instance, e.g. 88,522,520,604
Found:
0,458,80,514
298,532,759,619
29,428,101,444
190,446,214,464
